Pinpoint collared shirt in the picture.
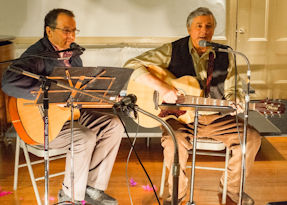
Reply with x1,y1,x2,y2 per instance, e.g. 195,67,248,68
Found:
51,44,73,67
124,37,244,101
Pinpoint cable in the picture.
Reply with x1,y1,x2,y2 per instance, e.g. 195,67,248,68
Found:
112,107,161,205
125,115,139,205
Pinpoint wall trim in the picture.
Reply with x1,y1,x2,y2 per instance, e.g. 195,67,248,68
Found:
14,36,227,48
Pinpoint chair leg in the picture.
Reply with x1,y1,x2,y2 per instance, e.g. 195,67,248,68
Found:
13,136,20,190
21,140,42,205
222,148,230,204
146,137,150,148
159,161,166,197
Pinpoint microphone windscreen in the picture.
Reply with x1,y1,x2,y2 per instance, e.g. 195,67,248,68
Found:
198,40,207,47
70,42,80,49
128,94,137,103
70,42,85,51
70,42,85,56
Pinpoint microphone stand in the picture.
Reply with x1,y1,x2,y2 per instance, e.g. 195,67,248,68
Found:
114,98,180,205
7,65,180,205
218,48,251,205
42,78,51,205
138,107,179,205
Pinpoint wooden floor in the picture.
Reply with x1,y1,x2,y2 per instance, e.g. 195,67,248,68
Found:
0,136,287,205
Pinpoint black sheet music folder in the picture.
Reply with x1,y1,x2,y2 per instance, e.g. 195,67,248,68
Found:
34,66,133,105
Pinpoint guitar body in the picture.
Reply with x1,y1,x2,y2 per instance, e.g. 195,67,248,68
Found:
127,66,202,128
127,66,285,128
8,97,78,145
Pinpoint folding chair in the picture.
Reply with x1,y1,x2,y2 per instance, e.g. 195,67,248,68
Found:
159,137,230,204
13,135,66,205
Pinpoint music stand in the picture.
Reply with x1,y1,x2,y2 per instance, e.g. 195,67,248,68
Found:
160,102,234,205
32,66,133,204
34,66,133,106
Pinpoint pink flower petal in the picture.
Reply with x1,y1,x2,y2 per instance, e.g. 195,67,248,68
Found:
141,185,148,190
141,184,157,192
49,196,55,201
0,190,12,197
129,178,137,186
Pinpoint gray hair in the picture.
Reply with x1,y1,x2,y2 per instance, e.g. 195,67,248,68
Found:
186,7,217,28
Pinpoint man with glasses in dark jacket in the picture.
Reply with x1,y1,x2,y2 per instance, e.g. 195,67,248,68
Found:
2,8,123,205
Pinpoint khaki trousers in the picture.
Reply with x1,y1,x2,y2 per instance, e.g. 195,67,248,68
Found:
161,114,261,199
50,109,124,200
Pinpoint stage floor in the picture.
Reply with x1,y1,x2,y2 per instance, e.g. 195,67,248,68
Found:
0,136,287,205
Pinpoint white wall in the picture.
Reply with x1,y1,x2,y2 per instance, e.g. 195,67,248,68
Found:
0,0,226,38
3,0,226,67
15,46,151,67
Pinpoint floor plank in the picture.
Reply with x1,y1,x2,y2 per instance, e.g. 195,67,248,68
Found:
0,136,287,205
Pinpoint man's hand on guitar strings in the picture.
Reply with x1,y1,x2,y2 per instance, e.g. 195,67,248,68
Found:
160,84,178,104
230,101,244,116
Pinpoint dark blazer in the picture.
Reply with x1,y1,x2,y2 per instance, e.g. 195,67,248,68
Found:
2,37,82,100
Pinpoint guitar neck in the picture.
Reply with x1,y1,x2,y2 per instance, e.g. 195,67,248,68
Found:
179,96,256,111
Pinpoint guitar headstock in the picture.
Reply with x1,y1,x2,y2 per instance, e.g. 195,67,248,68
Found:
255,99,285,117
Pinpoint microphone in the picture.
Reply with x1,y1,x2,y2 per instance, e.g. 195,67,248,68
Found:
52,42,85,60
199,40,230,49
119,94,137,106
41,42,85,58
114,94,138,118
69,42,85,55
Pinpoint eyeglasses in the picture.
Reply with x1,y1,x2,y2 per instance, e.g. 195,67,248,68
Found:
52,27,80,35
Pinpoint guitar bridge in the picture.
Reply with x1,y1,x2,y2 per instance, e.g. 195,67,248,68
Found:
153,91,159,110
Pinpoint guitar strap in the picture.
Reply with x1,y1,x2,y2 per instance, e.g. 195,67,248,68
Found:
205,52,214,97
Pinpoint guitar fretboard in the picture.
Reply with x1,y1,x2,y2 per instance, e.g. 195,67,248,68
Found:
177,95,256,111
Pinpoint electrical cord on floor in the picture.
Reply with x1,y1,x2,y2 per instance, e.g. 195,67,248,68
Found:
113,107,161,205
125,116,139,205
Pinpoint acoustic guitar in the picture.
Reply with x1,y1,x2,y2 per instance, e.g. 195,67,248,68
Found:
127,67,285,128
8,97,81,145
8,96,118,145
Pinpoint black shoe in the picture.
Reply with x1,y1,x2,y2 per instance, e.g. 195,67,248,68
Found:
85,186,118,205
58,189,83,205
